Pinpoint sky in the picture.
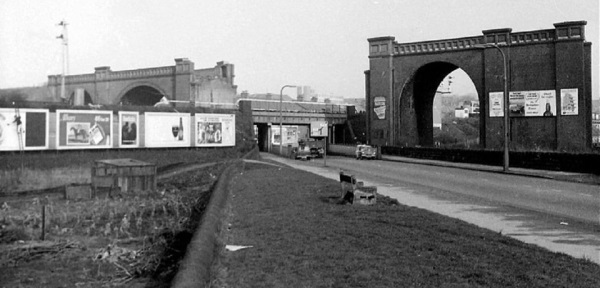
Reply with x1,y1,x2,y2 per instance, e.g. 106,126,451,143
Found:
0,0,598,100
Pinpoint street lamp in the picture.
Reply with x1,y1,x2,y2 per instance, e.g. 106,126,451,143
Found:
475,43,509,172
279,85,296,155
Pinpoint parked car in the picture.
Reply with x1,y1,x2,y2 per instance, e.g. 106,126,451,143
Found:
309,147,325,158
306,139,325,158
293,146,314,160
355,144,377,160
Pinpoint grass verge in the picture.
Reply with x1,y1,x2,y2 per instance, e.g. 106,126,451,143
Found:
210,162,600,287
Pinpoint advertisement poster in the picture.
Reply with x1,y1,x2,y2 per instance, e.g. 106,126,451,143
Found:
119,111,139,147
561,88,578,115
196,114,235,147
310,121,328,137
524,90,556,117
271,125,298,146
509,91,525,117
56,110,112,149
489,92,504,117
0,108,49,151
145,112,190,147
373,96,386,120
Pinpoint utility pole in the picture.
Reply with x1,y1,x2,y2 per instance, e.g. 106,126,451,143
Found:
57,20,69,102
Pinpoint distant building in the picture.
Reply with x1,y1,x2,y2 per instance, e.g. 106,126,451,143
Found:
433,94,443,129
593,113,600,146
455,106,470,118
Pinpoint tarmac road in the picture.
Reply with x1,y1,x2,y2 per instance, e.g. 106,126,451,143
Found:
262,153,600,264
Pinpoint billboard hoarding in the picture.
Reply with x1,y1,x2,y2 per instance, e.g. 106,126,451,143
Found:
119,111,139,148
56,110,113,149
145,112,191,147
196,114,235,147
0,108,49,151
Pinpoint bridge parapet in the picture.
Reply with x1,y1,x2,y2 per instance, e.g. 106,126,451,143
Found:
104,66,175,81
394,36,483,55
509,29,555,45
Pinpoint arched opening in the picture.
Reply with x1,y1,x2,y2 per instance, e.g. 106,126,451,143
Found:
406,62,480,148
68,89,93,105
120,85,165,106
432,69,480,149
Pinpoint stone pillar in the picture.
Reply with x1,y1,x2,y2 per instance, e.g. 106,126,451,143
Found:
367,36,395,146
94,66,112,105
174,58,194,106
554,21,591,151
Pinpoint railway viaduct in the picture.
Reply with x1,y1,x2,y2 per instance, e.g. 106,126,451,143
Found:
366,21,592,151
47,59,237,106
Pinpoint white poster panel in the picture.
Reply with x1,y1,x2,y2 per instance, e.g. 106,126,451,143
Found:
119,111,139,148
144,112,191,147
196,114,235,147
489,92,504,117
0,108,49,151
56,110,113,149
524,90,556,117
373,96,386,119
561,88,578,115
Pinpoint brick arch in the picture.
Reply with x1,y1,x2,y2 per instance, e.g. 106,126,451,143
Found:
117,82,169,106
396,61,483,147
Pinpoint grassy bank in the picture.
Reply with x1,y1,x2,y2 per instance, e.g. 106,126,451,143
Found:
211,162,600,287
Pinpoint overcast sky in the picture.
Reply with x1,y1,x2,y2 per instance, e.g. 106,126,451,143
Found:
1,0,598,99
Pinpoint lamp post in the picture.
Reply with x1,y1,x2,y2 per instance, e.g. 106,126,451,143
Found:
476,43,509,171
279,85,296,155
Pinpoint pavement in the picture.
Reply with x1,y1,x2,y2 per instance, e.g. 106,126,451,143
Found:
379,154,600,185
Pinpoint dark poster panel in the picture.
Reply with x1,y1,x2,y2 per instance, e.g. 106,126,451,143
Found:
25,112,46,147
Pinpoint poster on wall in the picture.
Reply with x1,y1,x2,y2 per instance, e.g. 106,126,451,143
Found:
0,108,49,151
510,90,556,117
560,88,578,115
271,125,298,146
119,111,139,147
196,114,235,147
56,110,112,149
310,121,328,137
489,92,504,117
373,96,386,120
524,90,556,117
509,91,525,117
145,112,191,147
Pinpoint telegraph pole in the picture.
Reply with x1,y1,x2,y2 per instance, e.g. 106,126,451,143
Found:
57,20,69,101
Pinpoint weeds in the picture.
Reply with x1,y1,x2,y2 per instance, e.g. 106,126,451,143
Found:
0,162,225,286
